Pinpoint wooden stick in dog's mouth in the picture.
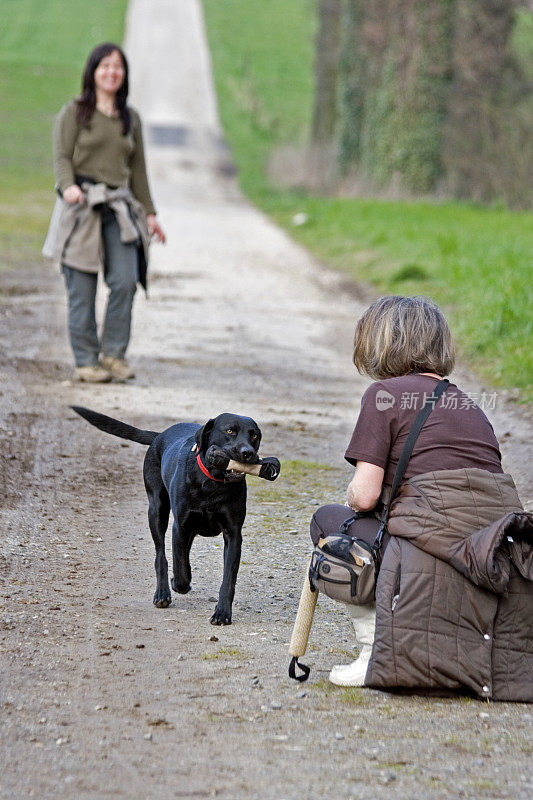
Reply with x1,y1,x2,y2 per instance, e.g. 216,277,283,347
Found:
226,460,265,476
226,458,280,481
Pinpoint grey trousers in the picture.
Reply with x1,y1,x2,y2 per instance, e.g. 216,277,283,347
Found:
62,209,138,366
310,504,390,552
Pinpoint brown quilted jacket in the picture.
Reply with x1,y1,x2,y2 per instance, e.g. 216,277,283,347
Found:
365,468,533,701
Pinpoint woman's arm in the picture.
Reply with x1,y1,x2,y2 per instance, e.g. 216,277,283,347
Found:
53,101,79,193
129,109,156,215
129,110,165,242
346,461,384,512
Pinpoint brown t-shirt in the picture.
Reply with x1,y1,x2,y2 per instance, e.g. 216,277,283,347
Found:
345,375,503,485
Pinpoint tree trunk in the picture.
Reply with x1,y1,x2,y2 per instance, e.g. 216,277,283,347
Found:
338,0,367,170
311,0,343,144
339,0,454,193
443,0,529,203
333,0,530,203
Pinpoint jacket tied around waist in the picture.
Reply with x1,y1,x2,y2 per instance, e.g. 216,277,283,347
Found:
42,182,150,290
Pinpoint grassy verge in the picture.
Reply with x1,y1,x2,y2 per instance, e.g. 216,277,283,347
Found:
202,0,316,200
203,0,533,400
0,0,128,272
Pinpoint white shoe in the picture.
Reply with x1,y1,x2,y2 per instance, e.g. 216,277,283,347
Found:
329,605,376,687
329,646,372,686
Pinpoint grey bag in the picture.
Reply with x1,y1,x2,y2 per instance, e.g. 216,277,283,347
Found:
309,514,382,605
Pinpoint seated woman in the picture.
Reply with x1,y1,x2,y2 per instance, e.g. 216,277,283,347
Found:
311,295,533,700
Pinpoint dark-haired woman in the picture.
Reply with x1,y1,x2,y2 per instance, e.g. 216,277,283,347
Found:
43,43,165,382
310,295,533,700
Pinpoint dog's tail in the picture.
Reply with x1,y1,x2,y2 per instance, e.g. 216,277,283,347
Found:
70,406,159,446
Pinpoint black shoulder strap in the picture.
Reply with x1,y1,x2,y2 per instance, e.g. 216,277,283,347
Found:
387,378,449,507
375,378,449,545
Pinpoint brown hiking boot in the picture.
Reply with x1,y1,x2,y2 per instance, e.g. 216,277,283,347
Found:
73,365,112,383
100,356,135,381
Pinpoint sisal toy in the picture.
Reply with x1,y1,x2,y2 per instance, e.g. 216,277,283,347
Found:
288,558,318,681
205,445,280,481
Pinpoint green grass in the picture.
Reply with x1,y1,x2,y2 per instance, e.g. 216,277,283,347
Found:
246,459,344,536
0,0,128,270
203,0,316,201
513,9,533,81
311,678,369,707
250,459,336,503
203,0,533,400
203,647,244,660
268,195,533,395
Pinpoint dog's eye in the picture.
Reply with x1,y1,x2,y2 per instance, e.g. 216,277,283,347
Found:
250,433,258,441
225,428,235,435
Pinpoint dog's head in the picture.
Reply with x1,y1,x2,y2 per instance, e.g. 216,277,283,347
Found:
195,413,262,467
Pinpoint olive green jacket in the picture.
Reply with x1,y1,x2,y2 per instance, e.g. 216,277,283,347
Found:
53,99,155,215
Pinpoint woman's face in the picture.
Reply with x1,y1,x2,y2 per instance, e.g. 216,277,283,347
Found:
94,50,125,96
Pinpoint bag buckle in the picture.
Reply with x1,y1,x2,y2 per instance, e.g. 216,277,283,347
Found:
308,551,323,592
338,514,358,536
372,521,387,551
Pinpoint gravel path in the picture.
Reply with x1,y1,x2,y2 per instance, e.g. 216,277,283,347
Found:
0,2,532,798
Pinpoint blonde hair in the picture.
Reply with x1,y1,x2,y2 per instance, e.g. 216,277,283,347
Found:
352,296,455,380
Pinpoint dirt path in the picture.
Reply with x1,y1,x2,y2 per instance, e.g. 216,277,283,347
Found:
1,2,532,799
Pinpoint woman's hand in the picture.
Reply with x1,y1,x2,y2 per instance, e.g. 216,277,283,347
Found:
147,214,166,244
63,185,84,204
347,462,384,512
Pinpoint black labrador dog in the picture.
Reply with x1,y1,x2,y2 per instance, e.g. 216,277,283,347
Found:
71,406,279,625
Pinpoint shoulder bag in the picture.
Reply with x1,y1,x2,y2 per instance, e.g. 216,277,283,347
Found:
308,379,449,605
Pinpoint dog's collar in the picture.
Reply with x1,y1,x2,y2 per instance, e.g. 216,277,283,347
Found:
192,444,225,483
196,452,225,482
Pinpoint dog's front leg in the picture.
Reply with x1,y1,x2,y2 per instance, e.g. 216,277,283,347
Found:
146,480,171,608
211,529,242,626
171,520,193,594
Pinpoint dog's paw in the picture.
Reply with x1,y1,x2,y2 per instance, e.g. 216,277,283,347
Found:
210,606,232,626
171,577,191,594
153,588,171,608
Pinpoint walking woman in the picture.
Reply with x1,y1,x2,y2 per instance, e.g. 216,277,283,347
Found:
310,296,533,700
43,43,165,382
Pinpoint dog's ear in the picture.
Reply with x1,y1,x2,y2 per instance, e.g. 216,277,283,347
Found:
194,418,216,452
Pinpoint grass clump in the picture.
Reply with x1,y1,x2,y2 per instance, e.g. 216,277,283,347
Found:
312,677,368,706
246,458,345,535
203,647,244,660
